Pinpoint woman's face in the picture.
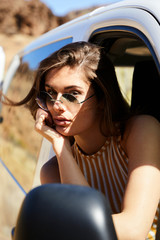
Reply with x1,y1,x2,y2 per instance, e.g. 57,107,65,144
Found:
44,66,101,137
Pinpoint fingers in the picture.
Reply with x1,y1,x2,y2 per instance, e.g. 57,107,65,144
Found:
35,108,53,129
34,109,70,155
35,110,47,130
36,108,48,121
35,108,60,142
35,114,53,142
40,124,60,139
36,124,56,142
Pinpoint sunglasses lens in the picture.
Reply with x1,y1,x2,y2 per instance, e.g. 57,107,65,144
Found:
36,92,51,111
62,93,78,103
36,92,80,111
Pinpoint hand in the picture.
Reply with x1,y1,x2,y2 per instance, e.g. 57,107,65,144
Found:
35,108,71,156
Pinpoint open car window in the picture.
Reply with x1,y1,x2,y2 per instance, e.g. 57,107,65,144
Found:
0,37,73,192
89,27,160,118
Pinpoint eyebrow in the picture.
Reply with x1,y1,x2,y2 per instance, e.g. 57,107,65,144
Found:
64,85,83,90
45,84,83,90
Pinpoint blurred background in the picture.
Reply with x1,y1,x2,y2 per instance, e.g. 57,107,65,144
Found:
0,0,128,239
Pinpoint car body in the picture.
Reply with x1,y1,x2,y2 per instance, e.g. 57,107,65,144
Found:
0,0,160,238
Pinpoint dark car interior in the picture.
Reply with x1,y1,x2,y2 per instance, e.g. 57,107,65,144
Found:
89,30,160,122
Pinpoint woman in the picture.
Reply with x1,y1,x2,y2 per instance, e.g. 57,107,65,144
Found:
3,42,160,239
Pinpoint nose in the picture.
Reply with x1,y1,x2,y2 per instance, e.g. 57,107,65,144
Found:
52,100,66,113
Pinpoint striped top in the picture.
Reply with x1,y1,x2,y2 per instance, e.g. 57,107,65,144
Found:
73,135,159,240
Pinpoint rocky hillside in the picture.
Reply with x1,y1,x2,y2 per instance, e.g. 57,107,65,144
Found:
0,0,98,71
0,0,69,36
0,0,97,36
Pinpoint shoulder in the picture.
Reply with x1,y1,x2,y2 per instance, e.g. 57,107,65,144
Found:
40,155,60,184
124,114,160,139
123,115,160,166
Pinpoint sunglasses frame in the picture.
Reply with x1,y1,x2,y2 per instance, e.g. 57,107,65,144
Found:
35,91,95,111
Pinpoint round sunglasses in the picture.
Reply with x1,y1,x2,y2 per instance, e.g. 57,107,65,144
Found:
35,91,95,111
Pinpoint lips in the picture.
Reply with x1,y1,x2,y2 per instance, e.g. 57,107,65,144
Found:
53,116,71,126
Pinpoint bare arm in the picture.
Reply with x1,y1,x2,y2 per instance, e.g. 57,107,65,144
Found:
40,156,60,184
112,115,160,240
36,108,89,186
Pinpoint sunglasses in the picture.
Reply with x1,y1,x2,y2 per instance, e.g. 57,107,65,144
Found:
35,91,95,111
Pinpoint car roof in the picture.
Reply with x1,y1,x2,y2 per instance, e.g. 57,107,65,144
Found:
18,0,160,56
96,0,160,20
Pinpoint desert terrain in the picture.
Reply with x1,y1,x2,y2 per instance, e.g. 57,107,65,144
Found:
0,33,42,240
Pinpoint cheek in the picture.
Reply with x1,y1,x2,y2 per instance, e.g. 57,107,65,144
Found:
72,105,98,128
55,107,99,137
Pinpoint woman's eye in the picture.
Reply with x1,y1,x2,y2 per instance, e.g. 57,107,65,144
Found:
71,91,80,96
47,90,56,96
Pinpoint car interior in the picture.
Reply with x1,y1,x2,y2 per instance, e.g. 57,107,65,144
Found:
89,31,160,122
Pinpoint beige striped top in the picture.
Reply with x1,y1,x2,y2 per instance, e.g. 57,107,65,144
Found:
73,135,159,240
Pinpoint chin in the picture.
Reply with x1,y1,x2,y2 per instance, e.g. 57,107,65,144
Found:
55,125,73,137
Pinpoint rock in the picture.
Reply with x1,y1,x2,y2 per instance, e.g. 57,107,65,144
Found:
0,0,68,36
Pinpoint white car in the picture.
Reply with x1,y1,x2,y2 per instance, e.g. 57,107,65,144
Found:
0,0,160,239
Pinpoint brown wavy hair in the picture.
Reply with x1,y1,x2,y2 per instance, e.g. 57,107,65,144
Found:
1,41,130,136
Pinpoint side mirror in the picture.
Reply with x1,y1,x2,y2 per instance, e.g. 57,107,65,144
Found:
13,184,117,240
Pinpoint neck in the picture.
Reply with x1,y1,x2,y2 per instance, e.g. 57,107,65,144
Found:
74,126,108,155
